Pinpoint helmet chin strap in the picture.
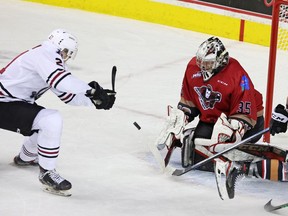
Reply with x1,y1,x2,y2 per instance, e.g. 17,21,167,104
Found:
63,57,70,63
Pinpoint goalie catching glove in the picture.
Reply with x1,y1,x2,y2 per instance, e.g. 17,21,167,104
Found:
270,104,288,135
86,81,116,110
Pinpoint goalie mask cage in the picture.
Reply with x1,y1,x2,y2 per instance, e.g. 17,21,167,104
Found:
264,0,288,143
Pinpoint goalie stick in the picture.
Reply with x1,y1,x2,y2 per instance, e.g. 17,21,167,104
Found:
172,127,270,176
264,199,288,212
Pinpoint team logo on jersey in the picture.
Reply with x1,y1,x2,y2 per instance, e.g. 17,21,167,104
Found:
194,84,222,110
241,75,250,91
192,72,202,78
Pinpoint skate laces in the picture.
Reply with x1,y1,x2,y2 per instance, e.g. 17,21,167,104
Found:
47,170,65,184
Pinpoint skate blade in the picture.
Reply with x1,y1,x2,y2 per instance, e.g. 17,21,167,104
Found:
42,185,72,197
10,162,38,168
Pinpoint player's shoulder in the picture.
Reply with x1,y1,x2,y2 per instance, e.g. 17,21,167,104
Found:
186,56,199,72
228,57,242,67
40,41,62,59
226,57,248,74
188,56,197,65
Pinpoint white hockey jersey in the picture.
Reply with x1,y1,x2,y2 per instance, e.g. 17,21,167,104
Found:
0,41,93,106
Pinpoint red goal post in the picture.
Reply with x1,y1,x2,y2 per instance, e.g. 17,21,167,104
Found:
264,0,288,143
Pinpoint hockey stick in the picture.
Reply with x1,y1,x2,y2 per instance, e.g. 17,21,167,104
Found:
264,199,288,212
111,66,116,91
94,66,117,105
172,127,270,176
237,143,287,162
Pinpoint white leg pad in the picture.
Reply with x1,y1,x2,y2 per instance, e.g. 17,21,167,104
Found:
19,133,38,161
32,109,63,170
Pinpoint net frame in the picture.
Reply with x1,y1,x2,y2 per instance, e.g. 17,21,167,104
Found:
264,0,288,142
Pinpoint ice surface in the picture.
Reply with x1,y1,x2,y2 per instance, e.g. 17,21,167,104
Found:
0,1,287,215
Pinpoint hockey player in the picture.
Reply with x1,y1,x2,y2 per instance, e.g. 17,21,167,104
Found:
178,36,260,168
0,29,116,196
156,36,287,199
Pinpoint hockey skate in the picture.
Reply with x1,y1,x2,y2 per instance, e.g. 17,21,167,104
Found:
39,168,72,197
225,162,246,199
13,155,38,167
214,160,246,200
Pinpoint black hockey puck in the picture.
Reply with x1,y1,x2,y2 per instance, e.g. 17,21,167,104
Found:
133,122,141,130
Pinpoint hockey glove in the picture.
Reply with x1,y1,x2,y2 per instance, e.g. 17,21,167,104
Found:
86,81,116,110
270,104,288,135
177,102,200,122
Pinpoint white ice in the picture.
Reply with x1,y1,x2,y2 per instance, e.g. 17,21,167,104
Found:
0,1,287,215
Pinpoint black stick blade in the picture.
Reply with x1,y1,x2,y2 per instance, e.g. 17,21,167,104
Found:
111,66,117,91
264,199,288,212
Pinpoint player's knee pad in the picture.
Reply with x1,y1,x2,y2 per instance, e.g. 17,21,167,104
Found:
33,109,63,137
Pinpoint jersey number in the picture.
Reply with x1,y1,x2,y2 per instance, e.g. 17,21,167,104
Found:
238,101,251,114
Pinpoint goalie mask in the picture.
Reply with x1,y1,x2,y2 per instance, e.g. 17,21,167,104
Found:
48,29,78,62
196,37,229,82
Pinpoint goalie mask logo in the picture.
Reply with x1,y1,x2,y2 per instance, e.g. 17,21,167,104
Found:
194,84,222,110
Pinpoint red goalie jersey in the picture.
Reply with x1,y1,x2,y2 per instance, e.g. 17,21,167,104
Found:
180,56,257,126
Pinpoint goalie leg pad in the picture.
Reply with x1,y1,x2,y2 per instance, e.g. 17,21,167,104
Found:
214,160,229,200
214,160,247,200
181,127,195,168
181,138,194,168
178,122,197,167
156,106,186,149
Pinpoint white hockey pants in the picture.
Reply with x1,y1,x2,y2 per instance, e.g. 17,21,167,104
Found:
19,109,63,170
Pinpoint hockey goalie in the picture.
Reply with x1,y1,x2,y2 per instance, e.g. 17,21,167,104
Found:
150,36,288,200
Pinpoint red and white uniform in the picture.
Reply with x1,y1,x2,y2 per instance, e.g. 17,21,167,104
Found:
0,40,94,171
0,41,93,106
181,57,257,124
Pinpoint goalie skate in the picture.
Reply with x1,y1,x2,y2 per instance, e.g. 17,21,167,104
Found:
214,160,246,200
214,160,229,200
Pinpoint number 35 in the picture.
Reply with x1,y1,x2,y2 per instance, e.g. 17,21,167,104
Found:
238,101,251,114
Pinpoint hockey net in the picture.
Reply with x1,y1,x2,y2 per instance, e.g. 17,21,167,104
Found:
278,5,288,50
264,0,288,143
